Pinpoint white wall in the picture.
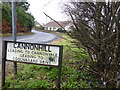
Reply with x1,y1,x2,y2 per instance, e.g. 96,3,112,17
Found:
47,27,58,31
36,25,40,27
65,23,73,31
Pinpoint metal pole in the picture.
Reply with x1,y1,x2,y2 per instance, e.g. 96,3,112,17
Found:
1,59,5,89
57,46,63,90
12,1,17,75
1,41,7,89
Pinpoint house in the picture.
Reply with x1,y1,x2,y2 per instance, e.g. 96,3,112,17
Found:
44,21,73,31
34,21,44,30
35,21,42,27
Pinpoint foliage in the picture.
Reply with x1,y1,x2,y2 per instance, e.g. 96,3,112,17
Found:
5,65,54,88
34,26,44,30
64,1,120,88
2,3,12,24
56,34,101,88
56,28,66,33
2,2,35,33
16,6,35,31
16,2,30,11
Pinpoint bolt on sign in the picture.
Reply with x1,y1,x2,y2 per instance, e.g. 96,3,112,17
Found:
2,41,63,89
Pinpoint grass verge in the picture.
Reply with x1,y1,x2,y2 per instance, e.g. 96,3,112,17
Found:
0,32,34,37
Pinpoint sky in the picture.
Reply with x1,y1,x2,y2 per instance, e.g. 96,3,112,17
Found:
27,0,70,25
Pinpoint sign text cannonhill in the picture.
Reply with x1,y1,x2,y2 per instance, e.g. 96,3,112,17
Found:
6,41,63,66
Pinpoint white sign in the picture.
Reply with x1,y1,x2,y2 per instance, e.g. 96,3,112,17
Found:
6,42,62,66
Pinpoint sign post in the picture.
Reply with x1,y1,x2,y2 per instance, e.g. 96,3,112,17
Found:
57,46,63,89
12,1,17,75
2,41,63,89
1,41,7,88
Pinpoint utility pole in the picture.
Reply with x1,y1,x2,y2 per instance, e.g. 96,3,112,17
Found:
12,1,17,75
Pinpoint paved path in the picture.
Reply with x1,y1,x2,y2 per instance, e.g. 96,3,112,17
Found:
2,30,59,43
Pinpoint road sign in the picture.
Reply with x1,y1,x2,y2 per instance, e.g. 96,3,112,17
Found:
6,41,62,66
2,41,63,89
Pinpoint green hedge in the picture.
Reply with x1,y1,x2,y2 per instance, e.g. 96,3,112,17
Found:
2,3,35,32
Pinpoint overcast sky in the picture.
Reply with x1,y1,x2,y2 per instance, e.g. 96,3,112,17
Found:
27,0,70,25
